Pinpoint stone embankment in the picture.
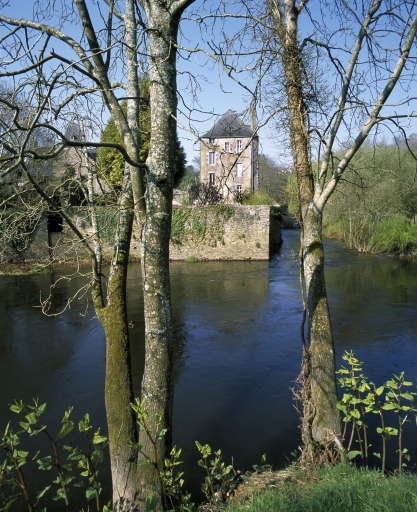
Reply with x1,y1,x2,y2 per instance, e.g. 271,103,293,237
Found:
1,205,283,263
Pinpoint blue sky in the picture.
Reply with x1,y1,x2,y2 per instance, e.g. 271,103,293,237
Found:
1,0,416,167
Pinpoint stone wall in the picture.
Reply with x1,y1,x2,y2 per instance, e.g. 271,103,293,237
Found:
169,205,281,261
1,205,282,263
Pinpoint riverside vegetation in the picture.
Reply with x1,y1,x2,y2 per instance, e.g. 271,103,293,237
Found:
286,139,417,257
1,352,416,511
322,140,417,255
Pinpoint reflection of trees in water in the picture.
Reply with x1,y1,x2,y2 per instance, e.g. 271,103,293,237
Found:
0,269,104,436
325,250,417,364
125,261,271,391
170,261,269,331
327,254,417,308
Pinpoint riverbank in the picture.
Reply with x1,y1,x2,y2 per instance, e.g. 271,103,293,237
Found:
220,463,417,512
323,216,417,258
0,262,51,275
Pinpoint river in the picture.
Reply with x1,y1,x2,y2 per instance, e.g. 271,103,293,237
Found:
1,229,416,508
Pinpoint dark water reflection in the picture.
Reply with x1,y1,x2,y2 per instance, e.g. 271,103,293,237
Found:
1,230,416,508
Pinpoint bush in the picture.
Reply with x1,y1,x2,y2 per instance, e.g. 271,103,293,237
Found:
369,216,417,253
241,190,273,206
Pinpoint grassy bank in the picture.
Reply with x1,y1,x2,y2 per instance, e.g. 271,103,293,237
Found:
226,463,417,512
0,262,51,275
323,214,417,256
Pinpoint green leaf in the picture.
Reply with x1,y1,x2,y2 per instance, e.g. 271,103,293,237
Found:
347,450,362,460
86,487,97,501
350,409,360,419
375,386,385,396
93,431,108,445
38,457,53,471
2,496,18,510
36,486,51,499
58,421,74,438
10,401,23,414
91,448,104,465
31,426,47,436
25,412,37,425
37,403,47,415
138,458,151,466
52,488,66,501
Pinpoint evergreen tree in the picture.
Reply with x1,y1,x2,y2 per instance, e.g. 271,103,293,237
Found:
98,78,186,188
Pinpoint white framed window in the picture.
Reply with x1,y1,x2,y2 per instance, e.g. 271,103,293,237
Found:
209,137,215,144
236,162,243,177
237,139,242,152
209,151,216,165
236,184,242,193
209,172,215,186
224,141,230,152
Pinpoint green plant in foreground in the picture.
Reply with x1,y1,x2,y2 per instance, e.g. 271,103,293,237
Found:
0,399,110,511
130,398,194,512
195,441,235,510
337,351,417,474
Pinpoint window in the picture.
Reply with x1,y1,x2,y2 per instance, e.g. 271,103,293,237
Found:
237,139,242,152
209,151,216,165
236,162,243,177
224,141,230,152
209,173,215,186
236,185,242,193
209,138,215,144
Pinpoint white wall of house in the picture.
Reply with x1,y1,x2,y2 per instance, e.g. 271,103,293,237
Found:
201,135,258,197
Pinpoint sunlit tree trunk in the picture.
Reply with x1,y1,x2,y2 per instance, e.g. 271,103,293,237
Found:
270,0,340,447
136,3,180,508
92,171,139,510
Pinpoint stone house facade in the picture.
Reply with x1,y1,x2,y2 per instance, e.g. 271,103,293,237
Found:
200,110,259,198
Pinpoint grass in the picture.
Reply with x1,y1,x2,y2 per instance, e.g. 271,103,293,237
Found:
242,190,274,206
0,263,50,275
323,214,417,255
225,463,417,512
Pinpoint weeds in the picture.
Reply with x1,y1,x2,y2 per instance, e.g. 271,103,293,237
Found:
0,399,109,511
337,351,417,474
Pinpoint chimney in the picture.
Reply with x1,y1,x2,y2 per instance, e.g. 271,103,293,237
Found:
250,104,257,133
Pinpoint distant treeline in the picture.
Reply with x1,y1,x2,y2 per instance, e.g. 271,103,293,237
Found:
321,138,417,254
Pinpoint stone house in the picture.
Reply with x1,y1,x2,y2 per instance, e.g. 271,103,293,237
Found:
200,110,259,197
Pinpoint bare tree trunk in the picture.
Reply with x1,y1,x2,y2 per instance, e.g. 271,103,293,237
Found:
94,172,139,510
270,0,340,448
136,5,179,508
302,207,339,442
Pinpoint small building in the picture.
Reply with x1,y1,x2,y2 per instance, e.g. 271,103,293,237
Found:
200,109,259,198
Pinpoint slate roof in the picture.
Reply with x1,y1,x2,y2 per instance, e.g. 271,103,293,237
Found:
65,121,81,141
202,110,253,139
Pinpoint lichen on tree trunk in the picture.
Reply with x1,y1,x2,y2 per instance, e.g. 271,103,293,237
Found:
270,0,341,451
302,208,340,443
93,172,139,510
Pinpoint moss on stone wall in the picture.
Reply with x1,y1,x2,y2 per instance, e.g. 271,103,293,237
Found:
171,205,234,246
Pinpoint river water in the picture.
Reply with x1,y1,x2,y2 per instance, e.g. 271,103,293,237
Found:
1,229,416,507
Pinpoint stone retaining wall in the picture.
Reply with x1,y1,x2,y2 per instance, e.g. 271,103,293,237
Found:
169,205,281,260
1,205,282,263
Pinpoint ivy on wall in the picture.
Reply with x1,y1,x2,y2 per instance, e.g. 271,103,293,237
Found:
171,205,235,247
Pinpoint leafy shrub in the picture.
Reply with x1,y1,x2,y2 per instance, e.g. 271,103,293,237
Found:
369,216,417,253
